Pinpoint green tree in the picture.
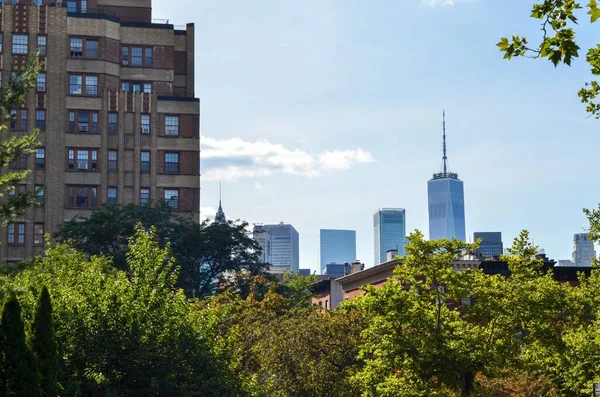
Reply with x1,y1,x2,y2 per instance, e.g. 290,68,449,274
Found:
2,225,240,396
0,56,40,223
0,294,41,397
57,203,267,297
497,0,600,117
28,286,60,397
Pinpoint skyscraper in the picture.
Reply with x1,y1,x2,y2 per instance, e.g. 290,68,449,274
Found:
428,112,466,241
572,233,596,267
214,183,227,225
0,1,199,264
255,223,299,272
473,232,503,258
373,208,406,266
320,229,356,274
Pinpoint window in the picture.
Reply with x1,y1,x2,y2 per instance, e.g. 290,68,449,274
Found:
36,148,45,168
8,185,25,197
140,151,150,172
121,81,152,93
11,109,27,130
34,223,44,246
70,38,83,57
164,189,179,209
85,40,98,59
67,185,98,209
144,48,153,66
10,154,27,170
107,187,117,205
108,113,118,134
85,76,98,95
69,75,82,95
66,0,87,13
108,150,117,171
121,45,152,66
141,114,150,134
8,223,25,245
12,35,28,54
37,73,46,92
0,71,3,88
140,188,150,205
164,152,179,173
37,36,47,56
0,33,3,53
35,185,44,206
121,46,129,65
165,116,179,136
35,110,45,130
69,74,98,96
68,149,98,171
68,110,98,133
131,47,143,65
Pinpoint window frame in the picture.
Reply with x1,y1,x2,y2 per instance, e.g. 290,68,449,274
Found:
68,110,98,133
35,110,45,131
141,114,150,134
69,74,99,96
35,185,44,206
107,150,118,172
12,34,28,54
35,148,45,168
164,115,179,136
140,151,150,173
121,45,153,67
10,154,27,170
8,223,25,245
164,189,179,209
37,72,46,92
164,152,179,173
37,35,47,56
107,187,117,205
33,223,44,246
140,188,150,205
66,185,99,209
67,148,98,171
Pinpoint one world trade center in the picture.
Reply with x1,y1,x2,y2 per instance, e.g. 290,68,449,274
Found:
427,112,466,241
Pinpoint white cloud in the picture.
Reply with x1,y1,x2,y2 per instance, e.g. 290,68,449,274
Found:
200,206,217,221
202,136,374,181
422,0,475,6
319,149,374,171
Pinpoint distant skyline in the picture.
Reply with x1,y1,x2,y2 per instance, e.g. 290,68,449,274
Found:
153,0,600,272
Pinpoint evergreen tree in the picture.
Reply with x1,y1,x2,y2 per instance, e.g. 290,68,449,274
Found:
29,287,59,397
0,295,41,396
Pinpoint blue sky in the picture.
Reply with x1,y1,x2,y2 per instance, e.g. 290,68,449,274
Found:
154,0,600,273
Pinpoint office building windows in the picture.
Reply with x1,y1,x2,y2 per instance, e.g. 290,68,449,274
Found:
164,189,178,209
165,115,179,136
164,152,179,173
12,35,28,54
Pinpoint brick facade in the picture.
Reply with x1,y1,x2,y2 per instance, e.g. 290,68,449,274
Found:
0,1,199,264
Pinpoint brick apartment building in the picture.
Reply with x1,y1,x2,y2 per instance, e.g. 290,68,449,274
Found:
0,0,200,263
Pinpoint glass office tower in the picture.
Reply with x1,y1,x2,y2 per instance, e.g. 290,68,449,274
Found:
473,232,503,258
320,229,356,274
262,223,299,272
373,208,406,265
427,112,466,242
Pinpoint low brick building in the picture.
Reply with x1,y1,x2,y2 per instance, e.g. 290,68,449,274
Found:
0,0,199,264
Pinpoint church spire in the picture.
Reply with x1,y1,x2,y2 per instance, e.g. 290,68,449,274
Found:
215,181,227,224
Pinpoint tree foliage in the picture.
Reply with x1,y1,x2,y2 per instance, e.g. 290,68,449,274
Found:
1,226,240,396
498,0,600,117
0,294,41,397
0,55,40,223
28,286,60,397
57,203,267,297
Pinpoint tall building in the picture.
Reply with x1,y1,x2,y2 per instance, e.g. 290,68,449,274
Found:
427,112,466,241
1,1,199,264
254,223,299,272
253,224,270,263
320,229,356,274
214,182,226,224
473,232,503,258
373,208,406,265
572,233,596,267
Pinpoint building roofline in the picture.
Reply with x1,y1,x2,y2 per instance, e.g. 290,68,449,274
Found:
157,96,200,102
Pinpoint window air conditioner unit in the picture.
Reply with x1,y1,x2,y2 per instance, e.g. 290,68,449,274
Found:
141,126,150,134
77,162,88,170
122,60,129,66
79,124,88,132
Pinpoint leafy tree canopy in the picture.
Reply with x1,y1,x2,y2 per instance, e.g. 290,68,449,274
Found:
56,203,267,297
498,0,600,117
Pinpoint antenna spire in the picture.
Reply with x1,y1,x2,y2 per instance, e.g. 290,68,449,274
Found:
219,181,222,203
442,110,448,175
